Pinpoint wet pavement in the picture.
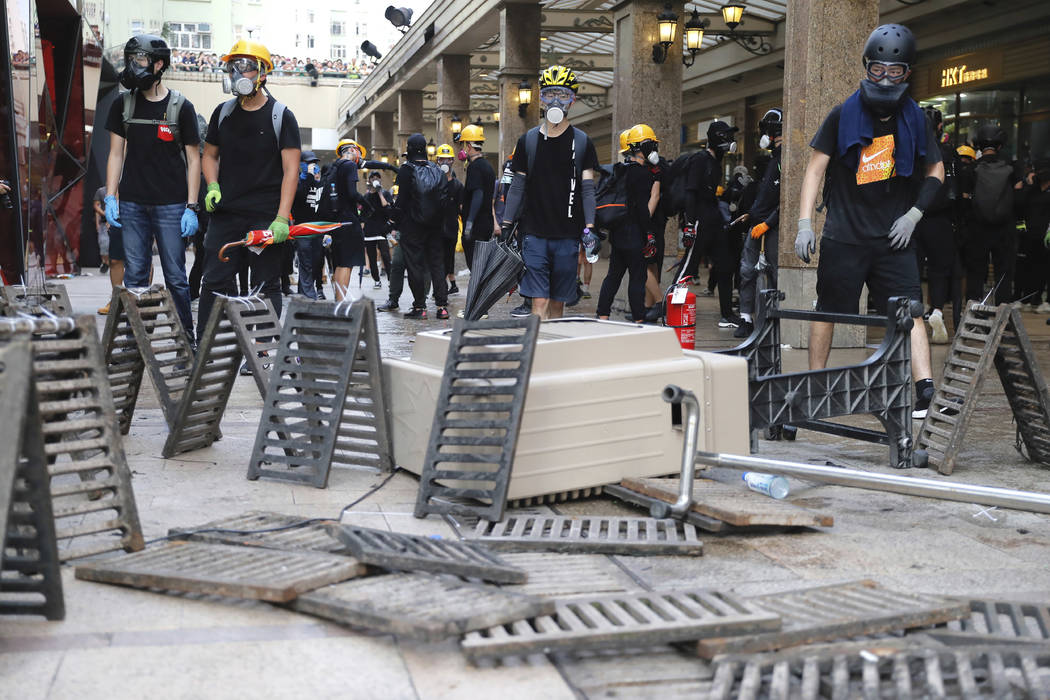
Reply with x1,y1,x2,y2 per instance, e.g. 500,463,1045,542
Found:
3,250,1050,698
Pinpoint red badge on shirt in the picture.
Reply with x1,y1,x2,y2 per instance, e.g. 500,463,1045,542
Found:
157,124,174,142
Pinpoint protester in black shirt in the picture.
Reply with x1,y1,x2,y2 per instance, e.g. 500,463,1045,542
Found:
435,144,462,294
104,34,199,342
503,65,599,320
459,125,496,271
291,150,323,299
794,24,943,422
596,142,659,323
198,40,301,344
362,171,392,289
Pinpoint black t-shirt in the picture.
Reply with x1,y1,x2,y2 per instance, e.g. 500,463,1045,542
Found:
463,156,496,237
811,104,941,245
511,126,600,240
362,189,390,238
205,96,301,217
105,90,200,205
748,146,781,231
292,174,324,223
611,162,654,250
684,150,722,227
333,158,360,219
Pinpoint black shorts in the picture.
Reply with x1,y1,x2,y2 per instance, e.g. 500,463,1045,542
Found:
332,223,365,269
815,237,922,315
109,227,124,260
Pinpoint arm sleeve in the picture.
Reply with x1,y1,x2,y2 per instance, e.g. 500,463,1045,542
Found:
914,176,942,213
582,178,596,226
362,160,398,173
465,189,483,228
765,207,780,231
502,172,526,223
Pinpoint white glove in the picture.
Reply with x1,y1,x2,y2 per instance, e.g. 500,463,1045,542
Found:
888,207,923,250
794,218,815,263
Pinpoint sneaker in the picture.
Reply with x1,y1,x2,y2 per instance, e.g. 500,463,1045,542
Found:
97,302,110,315
912,384,936,419
644,303,664,323
718,316,741,329
702,288,715,297
403,307,427,319
448,282,460,295
239,359,253,376
928,309,949,344
99,262,109,273
1037,302,1050,314
510,302,531,318
317,289,327,300
377,301,399,312
436,307,449,320
733,321,754,339
581,284,591,299
373,281,382,290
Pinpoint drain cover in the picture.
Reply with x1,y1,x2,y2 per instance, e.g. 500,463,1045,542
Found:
464,515,702,556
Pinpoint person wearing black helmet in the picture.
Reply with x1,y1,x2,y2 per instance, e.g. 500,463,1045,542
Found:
291,149,323,299
793,23,944,424
104,34,200,344
734,108,783,339
683,120,740,328
965,123,1023,305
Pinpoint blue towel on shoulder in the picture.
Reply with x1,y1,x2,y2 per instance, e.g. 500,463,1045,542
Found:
837,89,926,178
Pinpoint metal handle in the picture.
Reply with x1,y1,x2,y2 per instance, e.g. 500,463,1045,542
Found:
650,384,700,520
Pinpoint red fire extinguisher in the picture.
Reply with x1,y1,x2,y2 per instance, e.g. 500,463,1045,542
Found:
665,276,697,350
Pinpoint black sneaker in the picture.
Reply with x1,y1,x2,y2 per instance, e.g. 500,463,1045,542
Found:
99,262,109,273
239,359,253,376
404,307,428,319
448,282,460,295
377,301,399,312
718,316,741,329
733,321,754,338
373,281,382,290
510,302,531,318
436,307,449,320
912,385,936,419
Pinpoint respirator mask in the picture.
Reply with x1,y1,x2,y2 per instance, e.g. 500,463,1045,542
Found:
759,135,771,150
635,140,660,165
540,87,574,126
120,51,161,91
437,159,452,174
859,61,910,117
223,57,262,97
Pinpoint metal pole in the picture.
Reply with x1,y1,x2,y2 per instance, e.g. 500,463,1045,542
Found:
694,451,1050,515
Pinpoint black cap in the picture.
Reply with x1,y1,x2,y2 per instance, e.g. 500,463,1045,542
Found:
708,120,739,145
301,149,320,163
407,133,427,158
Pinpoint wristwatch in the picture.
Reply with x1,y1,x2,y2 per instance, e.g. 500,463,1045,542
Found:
186,202,200,212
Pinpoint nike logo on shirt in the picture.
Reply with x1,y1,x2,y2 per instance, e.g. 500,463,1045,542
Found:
861,148,890,164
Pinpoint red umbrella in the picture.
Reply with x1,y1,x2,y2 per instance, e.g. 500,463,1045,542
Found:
218,221,344,261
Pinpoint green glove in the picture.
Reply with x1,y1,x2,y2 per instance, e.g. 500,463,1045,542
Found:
1044,227,1050,249
204,183,222,212
269,215,290,244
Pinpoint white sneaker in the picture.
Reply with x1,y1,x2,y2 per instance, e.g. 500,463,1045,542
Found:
1036,302,1050,314
928,309,948,344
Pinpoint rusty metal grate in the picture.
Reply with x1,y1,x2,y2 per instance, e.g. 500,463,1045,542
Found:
464,515,702,556
707,646,1050,699
101,288,146,435
696,580,970,658
74,541,366,602
295,572,556,641
2,316,144,561
0,283,73,317
326,524,525,584
248,298,392,488
0,341,64,620
414,316,540,523
927,599,1050,647
224,296,282,396
462,589,780,661
168,511,346,553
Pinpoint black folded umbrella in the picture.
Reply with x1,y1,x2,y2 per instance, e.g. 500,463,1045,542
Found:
462,238,525,320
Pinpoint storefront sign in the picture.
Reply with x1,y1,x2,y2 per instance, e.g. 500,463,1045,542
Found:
940,64,989,88
931,50,1002,90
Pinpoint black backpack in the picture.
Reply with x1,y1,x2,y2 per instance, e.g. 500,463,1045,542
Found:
407,160,445,226
973,158,1015,224
317,161,345,220
664,151,699,218
595,162,630,232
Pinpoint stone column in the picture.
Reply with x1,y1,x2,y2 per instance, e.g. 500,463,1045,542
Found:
779,0,878,348
497,3,540,165
397,90,424,158
371,112,395,162
354,125,372,155
612,0,684,257
436,55,470,175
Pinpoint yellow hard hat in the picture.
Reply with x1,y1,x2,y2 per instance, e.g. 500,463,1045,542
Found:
956,145,976,159
221,39,273,72
627,123,659,147
336,139,366,159
435,143,455,158
460,124,484,143
539,65,579,93
716,185,725,197
618,130,630,154
391,184,399,196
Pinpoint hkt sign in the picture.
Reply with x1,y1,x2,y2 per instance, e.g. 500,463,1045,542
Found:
941,64,990,88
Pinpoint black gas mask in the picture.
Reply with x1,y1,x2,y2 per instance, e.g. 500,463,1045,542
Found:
223,57,263,97
120,51,161,91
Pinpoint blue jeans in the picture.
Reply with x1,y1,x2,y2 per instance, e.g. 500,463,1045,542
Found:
295,237,318,299
120,200,194,340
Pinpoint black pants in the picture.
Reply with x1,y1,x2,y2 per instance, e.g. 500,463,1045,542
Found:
199,211,284,345
464,228,493,270
915,213,960,311
965,225,1016,304
442,235,456,277
597,245,647,321
188,228,206,300
685,217,734,318
365,238,391,282
1015,234,1050,304
400,227,447,308
738,228,778,317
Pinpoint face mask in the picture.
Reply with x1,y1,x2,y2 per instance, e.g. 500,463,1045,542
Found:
120,57,160,91
542,106,566,125
457,151,467,161
859,78,910,118
222,70,257,97
647,151,660,166
370,179,381,187
759,134,771,150
439,164,450,174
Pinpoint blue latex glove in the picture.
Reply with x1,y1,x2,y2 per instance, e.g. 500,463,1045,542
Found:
104,195,121,228
180,208,198,238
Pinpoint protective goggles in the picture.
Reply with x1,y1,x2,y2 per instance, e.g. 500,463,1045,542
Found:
539,87,575,104
865,60,909,83
227,57,261,74
127,51,152,67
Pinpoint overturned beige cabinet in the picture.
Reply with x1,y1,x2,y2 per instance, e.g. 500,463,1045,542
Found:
383,318,750,501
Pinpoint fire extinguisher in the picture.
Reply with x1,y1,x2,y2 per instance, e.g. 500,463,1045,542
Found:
665,276,697,350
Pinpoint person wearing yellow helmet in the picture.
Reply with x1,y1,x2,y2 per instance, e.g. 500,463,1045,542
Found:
624,123,671,315
502,64,599,319
618,129,631,160
435,143,463,294
459,124,496,270
198,39,302,344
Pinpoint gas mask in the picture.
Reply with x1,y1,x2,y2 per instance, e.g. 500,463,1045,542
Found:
457,150,468,162
759,135,771,150
437,159,453,174
370,178,381,188
540,88,574,126
710,138,737,157
636,141,660,166
223,57,262,97
859,76,910,118
439,164,450,174
120,52,161,91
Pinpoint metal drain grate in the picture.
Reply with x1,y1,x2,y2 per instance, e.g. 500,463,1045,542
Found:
168,511,345,553
100,288,146,435
2,316,144,561
326,524,525,584
927,599,1050,647
498,552,639,599
0,283,73,317
0,341,64,620
696,579,970,658
248,298,393,488
294,572,555,641
462,589,781,661
224,296,282,396
707,646,1050,699
414,316,540,523
464,515,702,556
74,541,366,602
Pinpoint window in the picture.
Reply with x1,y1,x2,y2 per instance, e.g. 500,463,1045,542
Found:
130,20,144,32
307,11,315,23
307,35,315,49
295,34,301,48
331,21,345,36
172,23,212,50
331,44,346,59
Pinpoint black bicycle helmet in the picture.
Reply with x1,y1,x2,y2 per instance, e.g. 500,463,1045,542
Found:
974,123,1006,149
124,34,171,71
862,24,916,66
759,108,783,138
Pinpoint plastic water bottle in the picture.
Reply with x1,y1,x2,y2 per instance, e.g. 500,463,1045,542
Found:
582,228,600,264
742,472,790,500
